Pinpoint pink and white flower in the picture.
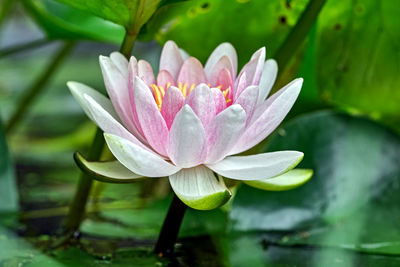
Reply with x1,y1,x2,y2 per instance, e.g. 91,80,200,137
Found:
68,41,307,210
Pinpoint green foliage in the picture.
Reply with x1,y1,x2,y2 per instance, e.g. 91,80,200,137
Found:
54,0,162,31
146,0,309,66
317,0,400,120
0,117,18,212
231,111,400,255
23,0,125,43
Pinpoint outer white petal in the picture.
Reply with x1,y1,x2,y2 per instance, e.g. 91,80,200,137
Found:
258,59,278,104
104,133,181,177
82,94,152,152
169,165,231,210
167,105,207,168
109,52,129,78
206,151,304,180
67,81,118,121
204,43,238,78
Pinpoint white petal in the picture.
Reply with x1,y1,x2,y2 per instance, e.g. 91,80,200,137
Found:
167,105,207,168
169,165,231,210
104,133,181,177
74,152,143,183
206,151,304,180
230,78,303,155
67,81,118,121
82,94,152,153
205,104,246,164
258,59,278,104
109,52,129,78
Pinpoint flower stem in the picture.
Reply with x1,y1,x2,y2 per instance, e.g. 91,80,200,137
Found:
5,42,75,133
63,128,104,233
154,194,187,257
63,31,137,235
273,0,327,71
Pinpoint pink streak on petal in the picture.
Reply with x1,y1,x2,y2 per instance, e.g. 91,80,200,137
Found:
238,47,266,85
177,57,208,86
211,87,227,114
234,85,259,125
134,77,169,156
230,78,303,155
234,72,247,101
159,40,184,80
184,83,216,127
205,43,238,78
161,86,185,129
209,56,234,86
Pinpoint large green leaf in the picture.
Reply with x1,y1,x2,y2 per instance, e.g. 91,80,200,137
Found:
55,0,162,30
230,111,400,254
316,0,400,120
23,0,125,43
0,117,18,212
149,0,309,66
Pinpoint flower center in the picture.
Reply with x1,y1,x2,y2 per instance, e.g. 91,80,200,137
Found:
150,82,231,110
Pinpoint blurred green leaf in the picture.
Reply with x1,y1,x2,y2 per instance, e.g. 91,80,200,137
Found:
316,0,400,120
0,117,18,212
231,111,400,254
149,0,309,66
23,0,125,43
54,0,162,30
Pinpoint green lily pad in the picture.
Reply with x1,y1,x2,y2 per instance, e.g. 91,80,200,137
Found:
244,169,313,191
230,111,400,255
74,152,144,183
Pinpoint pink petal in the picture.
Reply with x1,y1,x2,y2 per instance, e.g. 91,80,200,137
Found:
185,84,216,127
99,55,140,137
205,43,238,78
159,40,184,80
157,70,176,90
238,47,266,85
205,104,246,164
160,86,185,129
230,78,303,155
177,57,208,86
134,76,169,156
127,58,147,143
167,105,207,168
234,85,259,124
208,56,234,86
211,87,227,114
233,72,247,101
138,60,155,86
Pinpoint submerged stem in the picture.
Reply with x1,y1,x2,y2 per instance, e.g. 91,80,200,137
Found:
154,194,188,257
5,42,75,133
63,31,137,235
273,0,327,71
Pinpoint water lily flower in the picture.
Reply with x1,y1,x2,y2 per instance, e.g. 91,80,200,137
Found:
68,41,311,210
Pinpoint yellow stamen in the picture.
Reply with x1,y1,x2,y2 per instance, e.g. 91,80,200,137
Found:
189,83,196,93
151,84,163,110
159,86,165,97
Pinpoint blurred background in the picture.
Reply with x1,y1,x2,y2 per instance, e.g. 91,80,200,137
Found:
1,0,400,266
